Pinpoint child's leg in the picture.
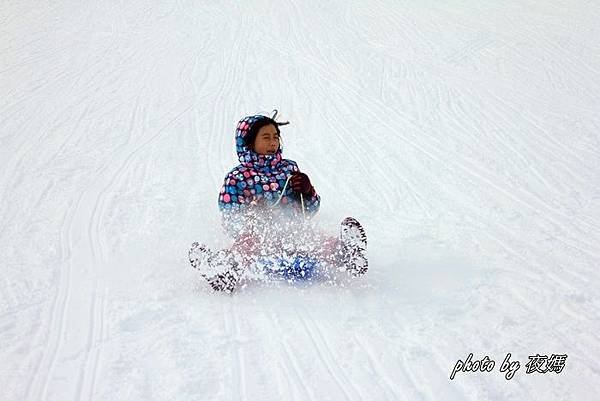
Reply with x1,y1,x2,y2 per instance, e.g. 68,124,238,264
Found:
308,220,368,276
308,233,342,265
231,233,261,267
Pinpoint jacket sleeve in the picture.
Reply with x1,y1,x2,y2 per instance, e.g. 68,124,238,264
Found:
218,170,252,239
300,187,320,215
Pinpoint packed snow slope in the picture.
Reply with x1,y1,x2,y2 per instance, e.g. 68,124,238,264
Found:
2,1,600,400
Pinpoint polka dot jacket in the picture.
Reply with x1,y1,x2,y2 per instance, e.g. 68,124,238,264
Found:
218,114,321,237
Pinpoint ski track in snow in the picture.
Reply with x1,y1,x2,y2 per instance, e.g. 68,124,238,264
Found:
2,0,600,400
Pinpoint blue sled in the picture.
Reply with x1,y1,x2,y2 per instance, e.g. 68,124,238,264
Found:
258,254,320,282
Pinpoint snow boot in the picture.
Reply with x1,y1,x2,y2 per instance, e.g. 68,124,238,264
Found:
339,217,368,276
188,242,242,293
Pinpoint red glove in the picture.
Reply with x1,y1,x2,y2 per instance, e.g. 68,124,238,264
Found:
290,172,315,196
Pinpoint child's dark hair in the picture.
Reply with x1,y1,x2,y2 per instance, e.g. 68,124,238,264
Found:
245,109,290,148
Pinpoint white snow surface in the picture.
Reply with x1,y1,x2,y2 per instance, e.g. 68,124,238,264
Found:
2,1,600,400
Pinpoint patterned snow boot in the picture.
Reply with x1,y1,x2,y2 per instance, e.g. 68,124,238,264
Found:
188,242,242,293
339,217,368,276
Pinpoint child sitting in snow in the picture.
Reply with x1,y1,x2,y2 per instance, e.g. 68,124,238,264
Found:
189,110,367,292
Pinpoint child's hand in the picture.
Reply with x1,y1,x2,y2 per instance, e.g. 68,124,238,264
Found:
290,172,315,196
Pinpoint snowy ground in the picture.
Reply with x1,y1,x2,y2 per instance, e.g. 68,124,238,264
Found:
2,1,600,400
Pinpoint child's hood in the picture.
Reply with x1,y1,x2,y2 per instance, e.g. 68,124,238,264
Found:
235,114,283,169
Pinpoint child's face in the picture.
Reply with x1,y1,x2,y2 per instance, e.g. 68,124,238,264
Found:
252,124,280,155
